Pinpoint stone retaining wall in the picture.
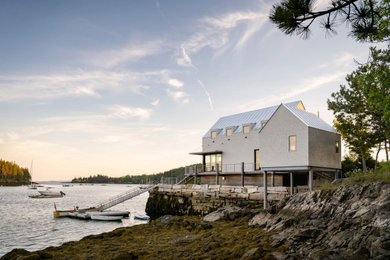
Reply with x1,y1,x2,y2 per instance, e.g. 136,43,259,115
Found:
145,184,291,219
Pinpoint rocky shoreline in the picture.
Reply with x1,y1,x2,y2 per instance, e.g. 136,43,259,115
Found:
2,182,390,259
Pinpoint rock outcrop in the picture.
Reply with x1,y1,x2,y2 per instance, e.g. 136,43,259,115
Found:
249,182,390,259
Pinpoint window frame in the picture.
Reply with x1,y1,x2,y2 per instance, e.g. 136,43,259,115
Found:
226,128,233,136
289,135,296,151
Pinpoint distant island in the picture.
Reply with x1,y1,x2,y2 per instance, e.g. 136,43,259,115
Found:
0,159,31,186
71,164,201,184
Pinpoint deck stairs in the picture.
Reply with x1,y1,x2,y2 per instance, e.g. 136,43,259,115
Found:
176,175,194,185
97,185,156,211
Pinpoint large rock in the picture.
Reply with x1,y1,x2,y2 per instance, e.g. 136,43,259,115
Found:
249,182,390,259
203,205,247,222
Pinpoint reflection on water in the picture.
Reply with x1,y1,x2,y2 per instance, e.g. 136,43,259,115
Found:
0,184,149,256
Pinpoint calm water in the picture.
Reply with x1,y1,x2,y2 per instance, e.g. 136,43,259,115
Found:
0,183,149,256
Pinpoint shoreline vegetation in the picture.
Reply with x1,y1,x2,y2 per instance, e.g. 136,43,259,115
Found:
0,160,31,186
71,164,201,184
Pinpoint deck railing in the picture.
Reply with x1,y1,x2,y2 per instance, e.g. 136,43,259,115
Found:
185,162,261,175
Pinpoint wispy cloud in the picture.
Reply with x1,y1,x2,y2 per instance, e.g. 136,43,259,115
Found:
176,8,269,66
0,69,174,102
108,105,152,120
167,78,184,88
151,99,160,107
166,89,189,104
87,40,165,68
198,80,215,113
239,71,347,111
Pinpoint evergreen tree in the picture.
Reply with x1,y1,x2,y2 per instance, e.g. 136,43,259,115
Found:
270,0,390,42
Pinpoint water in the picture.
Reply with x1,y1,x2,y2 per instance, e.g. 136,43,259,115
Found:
0,183,149,256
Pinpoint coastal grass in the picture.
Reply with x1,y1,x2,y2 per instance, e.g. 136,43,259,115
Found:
2,216,285,260
320,162,390,190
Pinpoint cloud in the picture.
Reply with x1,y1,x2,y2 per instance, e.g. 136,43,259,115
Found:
176,47,194,67
198,80,215,113
108,105,152,120
176,8,269,66
151,99,160,106
239,71,347,111
88,40,165,68
167,78,184,88
166,89,189,104
0,69,173,102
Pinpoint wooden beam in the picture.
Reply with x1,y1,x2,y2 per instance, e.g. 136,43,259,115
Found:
264,171,268,209
309,169,313,192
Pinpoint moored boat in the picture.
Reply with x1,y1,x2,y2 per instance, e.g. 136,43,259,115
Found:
38,190,65,197
133,213,150,221
90,215,123,221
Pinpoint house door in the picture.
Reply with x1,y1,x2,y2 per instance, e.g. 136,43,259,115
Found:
254,149,260,170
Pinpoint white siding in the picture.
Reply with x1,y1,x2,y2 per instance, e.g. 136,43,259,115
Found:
259,105,309,167
309,127,341,169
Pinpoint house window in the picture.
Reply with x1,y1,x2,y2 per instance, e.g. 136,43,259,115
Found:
289,135,296,151
226,128,233,136
243,125,251,134
254,149,260,170
211,130,217,139
205,154,222,172
336,141,340,153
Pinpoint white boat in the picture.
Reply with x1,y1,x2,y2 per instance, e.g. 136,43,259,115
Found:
90,211,130,217
133,213,150,221
90,215,123,221
38,190,65,197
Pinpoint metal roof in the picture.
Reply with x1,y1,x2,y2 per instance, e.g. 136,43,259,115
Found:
204,100,337,137
283,104,338,133
204,101,301,137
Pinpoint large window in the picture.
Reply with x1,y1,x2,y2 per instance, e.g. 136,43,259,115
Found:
211,130,217,139
289,135,296,151
336,141,340,153
205,154,222,172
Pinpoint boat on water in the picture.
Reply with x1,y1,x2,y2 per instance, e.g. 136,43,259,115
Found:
29,194,64,199
38,190,66,197
90,211,130,217
53,206,100,217
90,215,123,221
133,213,150,221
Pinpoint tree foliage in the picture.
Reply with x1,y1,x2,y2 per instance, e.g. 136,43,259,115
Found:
0,159,31,183
328,46,390,172
270,0,390,42
71,164,201,184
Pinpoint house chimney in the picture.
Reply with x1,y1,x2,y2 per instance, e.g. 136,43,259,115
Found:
317,111,320,118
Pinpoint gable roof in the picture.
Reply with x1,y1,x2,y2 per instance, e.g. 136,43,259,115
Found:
204,101,302,137
283,104,338,133
204,100,337,137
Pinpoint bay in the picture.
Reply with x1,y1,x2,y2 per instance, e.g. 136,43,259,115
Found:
0,183,149,256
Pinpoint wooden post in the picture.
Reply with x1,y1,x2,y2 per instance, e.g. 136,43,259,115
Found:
271,172,274,187
309,169,313,192
241,162,245,187
216,163,219,185
194,165,198,185
290,172,293,195
264,171,268,209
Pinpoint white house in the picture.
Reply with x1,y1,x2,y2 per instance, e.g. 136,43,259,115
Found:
189,101,341,191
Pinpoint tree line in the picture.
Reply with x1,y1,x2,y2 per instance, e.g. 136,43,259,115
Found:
0,159,31,183
71,164,201,184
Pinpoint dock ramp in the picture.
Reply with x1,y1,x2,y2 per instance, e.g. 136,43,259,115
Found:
97,185,156,211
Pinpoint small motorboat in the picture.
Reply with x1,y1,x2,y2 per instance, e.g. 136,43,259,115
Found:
90,211,130,217
90,215,123,221
38,189,65,197
133,213,150,221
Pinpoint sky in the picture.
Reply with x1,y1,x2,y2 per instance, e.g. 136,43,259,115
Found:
0,0,384,181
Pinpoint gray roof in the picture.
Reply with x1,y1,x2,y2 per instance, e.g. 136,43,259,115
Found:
204,100,337,137
283,104,338,133
204,101,300,137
